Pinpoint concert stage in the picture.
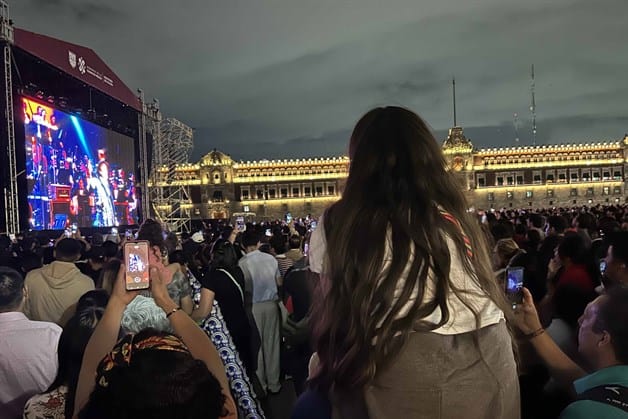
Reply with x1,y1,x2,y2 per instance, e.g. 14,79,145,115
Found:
0,13,149,235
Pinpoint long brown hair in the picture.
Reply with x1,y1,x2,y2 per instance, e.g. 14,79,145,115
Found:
309,107,510,393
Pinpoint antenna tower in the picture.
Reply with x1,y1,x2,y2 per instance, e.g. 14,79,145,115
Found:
530,64,537,146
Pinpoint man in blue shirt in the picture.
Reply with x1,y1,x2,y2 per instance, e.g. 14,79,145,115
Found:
515,285,628,418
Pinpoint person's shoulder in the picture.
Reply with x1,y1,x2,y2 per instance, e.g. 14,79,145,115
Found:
559,400,618,419
22,318,63,336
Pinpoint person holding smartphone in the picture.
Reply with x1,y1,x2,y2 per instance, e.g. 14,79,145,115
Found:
73,263,237,419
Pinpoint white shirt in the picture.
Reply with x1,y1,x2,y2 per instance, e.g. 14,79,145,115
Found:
238,250,280,303
0,312,61,419
309,216,504,335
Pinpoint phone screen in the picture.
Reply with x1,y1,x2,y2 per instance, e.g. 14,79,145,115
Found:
71,223,78,234
64,228,72,238
236,216,246,232
600,260,607,276
124,241,150,291
265,228,272,237
506,267,524,306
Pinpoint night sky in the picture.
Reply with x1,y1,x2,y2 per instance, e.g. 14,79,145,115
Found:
11,0,628,161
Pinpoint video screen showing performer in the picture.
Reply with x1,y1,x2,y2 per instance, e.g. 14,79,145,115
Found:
23,97,139,230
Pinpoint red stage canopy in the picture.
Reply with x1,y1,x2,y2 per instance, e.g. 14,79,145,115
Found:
13,28,141,111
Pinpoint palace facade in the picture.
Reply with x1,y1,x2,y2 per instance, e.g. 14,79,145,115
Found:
150,127,628,221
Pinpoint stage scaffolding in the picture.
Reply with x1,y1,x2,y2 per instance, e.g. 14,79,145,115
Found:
1,0,19,235
145,106,194,233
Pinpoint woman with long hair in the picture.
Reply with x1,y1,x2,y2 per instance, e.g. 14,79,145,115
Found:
301,107,519,418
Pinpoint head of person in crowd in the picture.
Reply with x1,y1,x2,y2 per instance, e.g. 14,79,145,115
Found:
19,251,43,274
574,212,596,234
493,238,521,271
241,230,260,252
79,329,227,419
45,302,105,418
309,106,510,393
577,286,628,371
557,232,588,267
526,228,542,251
288,234,302,250
121,296,172,334
269,235,287,255
528,213,545,233
602,231,628,290
210,239,239,271
0,266,25,313
547,215,568,236
76,289,110,313
137,219,167,264
491,219,515,242
98,259,121,295
168,250,189,275
54,238,83,263
101,241,119,262
164,231,180,256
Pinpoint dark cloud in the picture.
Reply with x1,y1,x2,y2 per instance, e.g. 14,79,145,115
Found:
9,0,628,162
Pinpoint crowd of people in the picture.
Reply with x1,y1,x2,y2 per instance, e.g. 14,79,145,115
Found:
1,106,628,419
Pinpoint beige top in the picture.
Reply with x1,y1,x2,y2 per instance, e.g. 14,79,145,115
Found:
308,216,504,335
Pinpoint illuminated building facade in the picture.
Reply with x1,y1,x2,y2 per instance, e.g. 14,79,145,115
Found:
151,129,628,221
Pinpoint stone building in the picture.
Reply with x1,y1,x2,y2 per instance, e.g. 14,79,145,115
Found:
150,128,628,223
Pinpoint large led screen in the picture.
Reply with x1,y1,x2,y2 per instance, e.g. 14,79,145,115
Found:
23,97,138,230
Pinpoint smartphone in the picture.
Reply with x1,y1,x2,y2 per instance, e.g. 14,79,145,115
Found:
310,221,317,231
285,212,292,223
111,227,118,236
8,233,16,242
71,223,78,234
124,241,150,291
506,267,524,307
600,260,607,277
64,228,72,238
265,228,272,237
303,242,309,256
235,216,246,232
125,230,133,240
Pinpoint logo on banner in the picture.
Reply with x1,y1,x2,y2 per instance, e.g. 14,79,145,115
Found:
68,50,77,69
78,57,86,75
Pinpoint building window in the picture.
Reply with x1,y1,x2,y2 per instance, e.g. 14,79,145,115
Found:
546,173,555,183
242,190,249,199
487,193,494,202
526,191,533,199
315,186,323,196
477,174,486,187
614,186,622,195
533,174,542,184
506,176,514,186
507,191,514,200
593,171,600,181
558,172,567,183
586,187,594,197
327,185,335,195
292,187,300,197
268,189,276,199
603,186,610,196
570,188,578,197
243,205,250,212
583,172,591,182
614,170,622,180
256,190,264,199
516,175,524,185
280,188,288,198
603,170,611,180
497,176,504,186
547,189,554,198
570,172,579,182
304,187,311,196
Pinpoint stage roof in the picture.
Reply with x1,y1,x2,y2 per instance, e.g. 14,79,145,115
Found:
13,28,141,111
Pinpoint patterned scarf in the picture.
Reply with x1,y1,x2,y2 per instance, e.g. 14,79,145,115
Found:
96,333,190,389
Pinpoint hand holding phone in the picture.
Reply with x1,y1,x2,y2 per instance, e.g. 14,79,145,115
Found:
124,241,150,291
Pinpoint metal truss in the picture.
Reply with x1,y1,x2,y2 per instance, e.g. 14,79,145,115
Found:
1,0,18,234
147,113,194,233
